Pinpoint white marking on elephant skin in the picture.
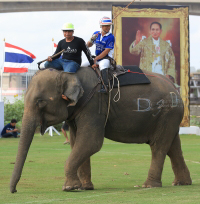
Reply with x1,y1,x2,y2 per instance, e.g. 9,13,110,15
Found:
133,95,181,112
170,92,178,107
137,98,152,112
157,99,165,109
152,109,161,117
152,99,164,117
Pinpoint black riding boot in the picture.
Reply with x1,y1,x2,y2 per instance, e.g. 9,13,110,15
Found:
99,84,107,93
98,68,109,93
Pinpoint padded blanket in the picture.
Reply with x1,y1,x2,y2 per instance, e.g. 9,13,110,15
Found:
110,66,151,88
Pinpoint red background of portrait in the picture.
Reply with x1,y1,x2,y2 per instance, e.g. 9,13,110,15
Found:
122,17,180,85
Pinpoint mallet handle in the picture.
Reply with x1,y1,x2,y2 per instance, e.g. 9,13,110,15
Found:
37,49,65,68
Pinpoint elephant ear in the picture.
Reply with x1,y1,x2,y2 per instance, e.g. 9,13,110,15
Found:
61,72,84,106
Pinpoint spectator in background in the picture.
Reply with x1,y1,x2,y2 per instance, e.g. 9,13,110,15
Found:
1,119,20,138
61,122,70,144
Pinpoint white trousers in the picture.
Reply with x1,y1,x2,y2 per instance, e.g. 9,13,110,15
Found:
81,59,110,71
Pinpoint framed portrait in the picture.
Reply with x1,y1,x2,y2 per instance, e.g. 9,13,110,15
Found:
112,5,189,126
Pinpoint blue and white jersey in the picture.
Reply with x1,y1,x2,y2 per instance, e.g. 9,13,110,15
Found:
93,31,115,60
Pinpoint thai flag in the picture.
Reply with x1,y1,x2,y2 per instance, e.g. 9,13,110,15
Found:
53,42,57,54
4,43,36,73
52,42,62,58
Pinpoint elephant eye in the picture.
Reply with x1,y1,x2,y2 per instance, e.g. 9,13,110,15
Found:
36,99,47,109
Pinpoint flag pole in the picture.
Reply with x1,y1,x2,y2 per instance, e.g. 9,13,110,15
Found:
26,71,28,89
0,67,2,102
0,38,5,102
0,69,2,102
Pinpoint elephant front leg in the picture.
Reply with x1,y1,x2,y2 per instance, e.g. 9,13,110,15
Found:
63,157,94,191
63,149,100,191
62,124,82,191
63,155,82,191
63,120,104,191
78,158,94,190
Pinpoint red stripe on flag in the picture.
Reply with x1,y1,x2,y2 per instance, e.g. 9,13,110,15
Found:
54,43,57,47
5,43,36,59
4,67,28,73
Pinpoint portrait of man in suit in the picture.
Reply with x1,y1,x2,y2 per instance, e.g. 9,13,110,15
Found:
129,22,176,83
121,17,181,85
113,5,189,125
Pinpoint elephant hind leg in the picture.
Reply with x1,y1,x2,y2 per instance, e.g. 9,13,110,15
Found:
167,133,192,186
143,125,177,188
142,147,166,188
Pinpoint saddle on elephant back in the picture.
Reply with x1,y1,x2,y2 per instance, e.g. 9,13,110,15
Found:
93,56,151,90
104,65,151,88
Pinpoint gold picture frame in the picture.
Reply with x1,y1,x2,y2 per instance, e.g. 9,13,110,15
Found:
112,6,189,126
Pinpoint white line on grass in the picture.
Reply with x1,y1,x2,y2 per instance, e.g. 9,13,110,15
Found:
6,188,152,204
5,192,118,204
185,159,200,164
100,151,200,165
99,151,151,157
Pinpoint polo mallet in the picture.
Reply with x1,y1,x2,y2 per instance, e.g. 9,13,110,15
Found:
37,49,65,69
90,55,108,92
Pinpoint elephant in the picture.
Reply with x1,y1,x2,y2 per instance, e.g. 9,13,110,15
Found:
10,67,192,193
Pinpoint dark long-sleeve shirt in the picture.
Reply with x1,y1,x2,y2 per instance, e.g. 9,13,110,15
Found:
1,123,15,135
53,37,94,66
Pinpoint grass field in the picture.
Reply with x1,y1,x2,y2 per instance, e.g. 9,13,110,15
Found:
0,133,200,204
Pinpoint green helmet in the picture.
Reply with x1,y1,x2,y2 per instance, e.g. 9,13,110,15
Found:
61,23,74,31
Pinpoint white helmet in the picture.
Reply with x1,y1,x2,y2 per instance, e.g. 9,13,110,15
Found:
61,23,74,31
99,17,113,26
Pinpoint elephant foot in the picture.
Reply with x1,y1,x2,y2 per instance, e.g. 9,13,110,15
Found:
62,179,82,191
142,179,162,188
10,188,17,193
172,178,192,186
79,182,94,190
62,185,81,191
10,189,17,193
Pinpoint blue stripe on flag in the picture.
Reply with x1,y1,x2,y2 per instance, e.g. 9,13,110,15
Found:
5,52,34,63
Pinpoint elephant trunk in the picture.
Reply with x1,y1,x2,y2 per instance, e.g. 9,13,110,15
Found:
10,111,36,193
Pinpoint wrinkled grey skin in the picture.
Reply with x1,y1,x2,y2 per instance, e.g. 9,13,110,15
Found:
10,68,191,193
